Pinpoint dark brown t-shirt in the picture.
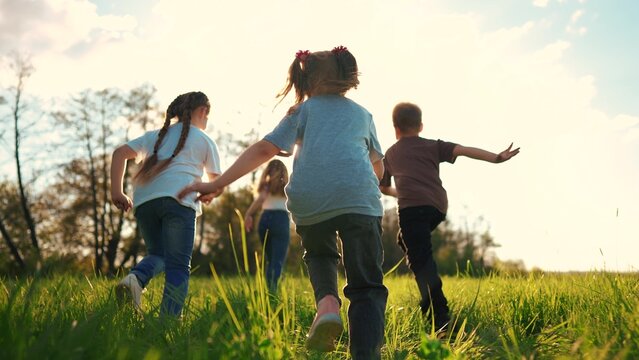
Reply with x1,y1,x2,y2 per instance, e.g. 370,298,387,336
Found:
380,136,457,213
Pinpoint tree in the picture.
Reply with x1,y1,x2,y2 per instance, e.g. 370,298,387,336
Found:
54,89,126,274
0,182,26,271
106,84,161,274
7,53,40,260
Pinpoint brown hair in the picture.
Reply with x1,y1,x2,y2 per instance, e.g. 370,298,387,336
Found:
277,46,360,105
392,102,422,133
257,159,288,196
133,91,210,184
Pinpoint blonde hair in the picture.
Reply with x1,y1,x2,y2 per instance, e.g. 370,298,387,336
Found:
257,160,288,196
277,46,359,105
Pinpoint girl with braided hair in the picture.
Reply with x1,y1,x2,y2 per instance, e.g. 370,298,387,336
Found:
179,47,387,359
111,91,222,317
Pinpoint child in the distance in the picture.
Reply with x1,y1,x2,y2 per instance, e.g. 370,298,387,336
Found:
380,102,519,331
244,159,291,292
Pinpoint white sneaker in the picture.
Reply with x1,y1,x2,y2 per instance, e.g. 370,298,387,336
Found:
116,273,144,311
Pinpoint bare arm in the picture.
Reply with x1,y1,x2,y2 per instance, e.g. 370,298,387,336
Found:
178,140,281,199
371,160,384,181
244,191,267,232
110,144,137,211
453,142,520,163
370,151,384,180
379,185,398,198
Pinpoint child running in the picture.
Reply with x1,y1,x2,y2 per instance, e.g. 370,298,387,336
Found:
111,91,222,317
179,47,387,359
244,159,291,292
379,102,520,331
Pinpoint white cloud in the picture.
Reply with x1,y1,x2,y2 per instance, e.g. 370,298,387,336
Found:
571,9,585,23
533,0,550,8
0,0,138,55
566,9,587,35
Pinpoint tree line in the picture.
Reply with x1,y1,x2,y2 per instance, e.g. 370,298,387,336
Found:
0,54,525,277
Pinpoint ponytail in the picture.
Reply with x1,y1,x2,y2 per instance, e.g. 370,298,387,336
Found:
331,46,359,89
277,51,310,105
276,46,359,105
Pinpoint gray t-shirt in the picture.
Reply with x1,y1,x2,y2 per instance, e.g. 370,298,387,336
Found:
380,136,457,213
263,95,384,225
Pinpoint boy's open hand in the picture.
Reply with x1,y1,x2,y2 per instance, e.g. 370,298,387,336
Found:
496,143,520,163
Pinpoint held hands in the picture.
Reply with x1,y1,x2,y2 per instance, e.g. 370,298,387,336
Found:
177,181,224,202
198,187,224,205
495,143,520,163
112,192,132,212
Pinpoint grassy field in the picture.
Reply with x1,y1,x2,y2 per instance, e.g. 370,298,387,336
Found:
1,267,638,359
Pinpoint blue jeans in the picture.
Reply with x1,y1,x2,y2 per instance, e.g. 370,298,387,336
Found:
130,197,196,316
258,210,291,290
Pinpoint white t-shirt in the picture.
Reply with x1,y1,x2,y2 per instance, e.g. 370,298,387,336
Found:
127,122,221,216
262,194,287,211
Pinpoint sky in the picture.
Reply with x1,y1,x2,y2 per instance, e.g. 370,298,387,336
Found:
0,0,637,272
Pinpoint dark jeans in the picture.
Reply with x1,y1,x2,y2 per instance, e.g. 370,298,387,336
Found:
296,214,388,360
258,210,291,290
131,197,196,316
398,205,449,320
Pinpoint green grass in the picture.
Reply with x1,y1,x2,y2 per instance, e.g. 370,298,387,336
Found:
1,270,638,359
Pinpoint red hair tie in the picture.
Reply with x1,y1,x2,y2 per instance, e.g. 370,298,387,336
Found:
331,45,348,54
295,50,310,62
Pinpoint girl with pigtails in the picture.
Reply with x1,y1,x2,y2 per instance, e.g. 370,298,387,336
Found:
179,47,387,359
111,91,222,317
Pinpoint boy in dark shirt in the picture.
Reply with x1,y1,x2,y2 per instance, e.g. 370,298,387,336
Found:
380,102,520,330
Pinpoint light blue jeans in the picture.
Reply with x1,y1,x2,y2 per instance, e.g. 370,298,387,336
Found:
130,197,196,316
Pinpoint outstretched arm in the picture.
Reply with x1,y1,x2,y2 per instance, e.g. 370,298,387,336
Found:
110,144,137,212
178,140,281,199
453,142,520,163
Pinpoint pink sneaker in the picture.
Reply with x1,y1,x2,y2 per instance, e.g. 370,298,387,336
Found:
305,312,343,352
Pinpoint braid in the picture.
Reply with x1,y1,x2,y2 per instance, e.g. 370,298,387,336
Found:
153,95,183,154
133,92,207,184
172,106,192,158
